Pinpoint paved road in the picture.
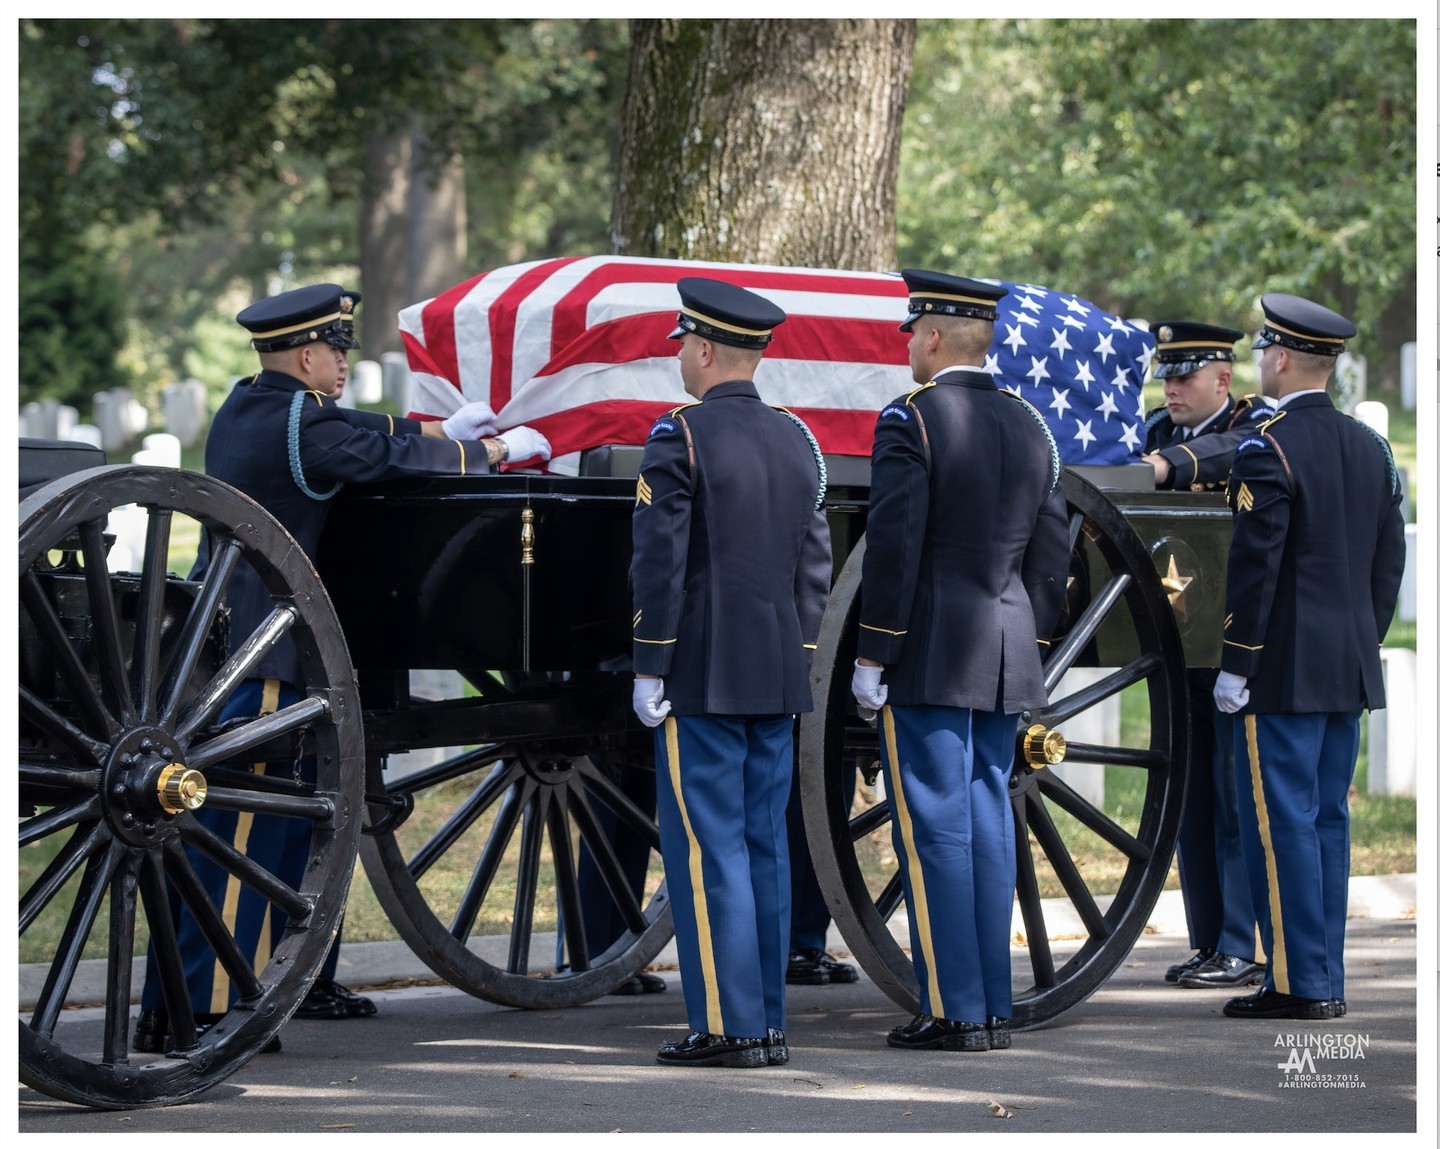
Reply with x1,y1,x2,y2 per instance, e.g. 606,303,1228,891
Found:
16,918,1421,1138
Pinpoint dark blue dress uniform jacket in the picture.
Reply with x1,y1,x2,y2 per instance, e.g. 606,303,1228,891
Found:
1144,393,1271,491
1220,392,1405,713
630,379,832,716
197,369,483,687
857,368,1069,712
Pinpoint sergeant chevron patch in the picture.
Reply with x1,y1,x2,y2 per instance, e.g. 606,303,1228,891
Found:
636,474,652,506
1236,482,1254,512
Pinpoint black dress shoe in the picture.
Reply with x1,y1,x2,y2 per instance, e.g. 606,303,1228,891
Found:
1177,953,1266,988
1329,998,1347,1017
1222,987,1336,1020
1164,948,1215,984
294,976,377,1019
786,948,860,985
764,1027,789,1066
608,972,667,996
656,1031,767,1068
132,1009,281,1054
886,1014,989,1051
986,1016,1012,1050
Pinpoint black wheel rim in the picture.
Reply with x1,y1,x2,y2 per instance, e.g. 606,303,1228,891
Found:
359,682,672,1009
800,469,1189,1029
18,465,363,1108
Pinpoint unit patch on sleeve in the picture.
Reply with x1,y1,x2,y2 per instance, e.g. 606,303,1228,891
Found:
879,405,910,421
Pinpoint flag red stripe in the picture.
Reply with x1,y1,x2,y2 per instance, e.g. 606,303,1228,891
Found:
417,271,488,392
489,257,583,409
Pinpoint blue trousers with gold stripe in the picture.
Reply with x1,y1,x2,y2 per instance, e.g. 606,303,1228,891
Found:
879,704,1016,1022
654,714,793,1039
1234,711,1360,1001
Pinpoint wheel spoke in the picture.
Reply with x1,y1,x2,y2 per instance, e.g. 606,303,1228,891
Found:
30,839,122,1038
848,796,891,842
1037,771,1150,862
573,759,661,850
549,792,591,971
449,779,529,944
130,507,174,723
20,821,109,934
20,795,102,848
407,761,519,880
19,569,117,740
79,519,137,728
20,761,102,792
18,685,109,765
1013,793,1057,989
179,817,313,921
1061,742,1167,770
383,743,515,798
1042,570,1131,693
102,853,141,1065
1042,653,1161,727
568,787,649,939
201,784,335,823
173,605,298,745
157,535,243,728
873,868,905,922
185,695,328,772
162,838,265,1002
1026,791,1110,940
506,789,546,975
138,847,201,1052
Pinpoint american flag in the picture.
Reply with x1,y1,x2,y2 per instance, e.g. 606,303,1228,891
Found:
398,255,1151,474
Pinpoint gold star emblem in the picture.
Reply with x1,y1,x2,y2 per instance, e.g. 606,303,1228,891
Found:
1161,553,1193,616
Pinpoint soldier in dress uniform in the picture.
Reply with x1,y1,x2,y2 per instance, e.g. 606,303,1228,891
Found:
631,277,832,1068
1213,293,1405,1021
135,284,551,1053
1142,322,1269,991
850,269,1069,1052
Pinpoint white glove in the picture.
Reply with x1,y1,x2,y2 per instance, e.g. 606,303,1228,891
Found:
1213,670,1250,714
441,400,498,440
851,660,888,718
633,678,671,728
497,425,552,465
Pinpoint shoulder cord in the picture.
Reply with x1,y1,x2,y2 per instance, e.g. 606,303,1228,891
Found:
773,407,829,510
1002,390,1062,495
288,390,344,501
1351,417,1402,497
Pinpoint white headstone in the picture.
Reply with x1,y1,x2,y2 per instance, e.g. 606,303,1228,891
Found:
1399,341,1416,411
381,351,412,415
1332,352,1366,414
1354,400,1389,440
55,404,79,440
1367,647,1416,797
67,424,104,449
161,378,208,447
139,433,182,468
20,402,42,438
351,359,384,405
1398,522,1418,622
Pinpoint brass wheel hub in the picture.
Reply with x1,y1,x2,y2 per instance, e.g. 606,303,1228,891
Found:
1022,723,1067,768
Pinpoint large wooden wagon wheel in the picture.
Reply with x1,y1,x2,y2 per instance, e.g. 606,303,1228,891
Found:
358,676,673,1009
800,470,1189,1029
18,465,363,1108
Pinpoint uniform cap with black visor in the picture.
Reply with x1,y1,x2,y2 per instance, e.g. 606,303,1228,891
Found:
1250,293,1355,357
237,283,363,352
668,276,787,350
1149,320,1245,379
897,268,1007,331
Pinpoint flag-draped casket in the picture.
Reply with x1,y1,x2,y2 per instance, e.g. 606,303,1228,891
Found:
398,255,1154,476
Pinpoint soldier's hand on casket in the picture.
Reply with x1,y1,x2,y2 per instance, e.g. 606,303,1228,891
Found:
851,660,888,719
633,677,671,728
497,426,553,465
441,400,499,440
1212,670,1250,714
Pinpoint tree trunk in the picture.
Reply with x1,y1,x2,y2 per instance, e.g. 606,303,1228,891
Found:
408,139,468,306
611,19,916,270
359,127,413,358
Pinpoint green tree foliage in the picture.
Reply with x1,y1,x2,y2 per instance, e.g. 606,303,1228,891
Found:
900,19,1416,368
